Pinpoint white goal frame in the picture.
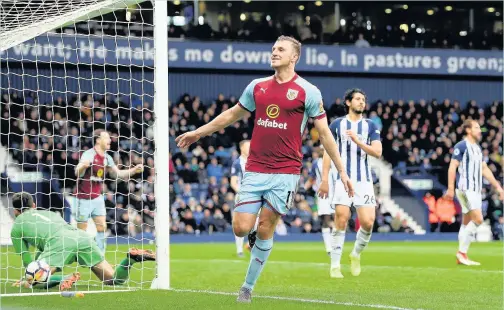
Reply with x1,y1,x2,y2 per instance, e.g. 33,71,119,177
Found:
0,0,170,293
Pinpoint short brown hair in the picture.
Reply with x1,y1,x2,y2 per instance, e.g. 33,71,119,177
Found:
12,192,34,212
276,35,302,62
463,119,476,135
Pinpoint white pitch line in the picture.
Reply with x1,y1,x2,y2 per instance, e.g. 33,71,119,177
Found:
171,259,503,274
170,288,423,310
1,287,422,309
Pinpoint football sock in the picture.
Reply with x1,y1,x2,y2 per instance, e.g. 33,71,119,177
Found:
235,236,244,254
458,224,466,252
95,231,106,253
351,228,372,257
243,237,273,291
322,227,332,253
33,274,66,289
459,221,478,254
331,230,346,267
113,257,135,285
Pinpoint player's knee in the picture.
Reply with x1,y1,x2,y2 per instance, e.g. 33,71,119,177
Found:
334,217,348,230
232,220,250,237
95,223,107,232
360,219,374,232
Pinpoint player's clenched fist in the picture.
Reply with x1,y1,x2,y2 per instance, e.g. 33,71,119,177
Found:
175,131,201,149
80,160,91,168
345,130,359,144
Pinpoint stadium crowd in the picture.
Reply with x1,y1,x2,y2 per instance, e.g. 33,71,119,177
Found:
1,91,156,236
58,2,503,51
1,90,502,238
169,20,503,51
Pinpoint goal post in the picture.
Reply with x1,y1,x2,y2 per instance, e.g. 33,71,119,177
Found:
151,0,170,290
0,0,170,294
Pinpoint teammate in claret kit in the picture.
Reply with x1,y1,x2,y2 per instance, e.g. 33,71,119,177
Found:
74,129,143,253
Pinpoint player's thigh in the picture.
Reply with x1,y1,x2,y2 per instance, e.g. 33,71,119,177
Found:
353,182,377,208
353,182,377,226
263,173,300,215
75,198,94,223
93,216,107,231
77,236,105,266
456,190,482,216
90,197,107,224
232,212,258,235
91,260,115,282
234,172,267,216
465,191,483,224
38,244,77,271
331,180,353,209
333,204,351,229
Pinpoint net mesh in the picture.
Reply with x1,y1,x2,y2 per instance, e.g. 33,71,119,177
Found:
0,0,158,294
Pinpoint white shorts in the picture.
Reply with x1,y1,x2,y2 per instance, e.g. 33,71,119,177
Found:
456,189,482,214
331,181,376,208
317,196,334,215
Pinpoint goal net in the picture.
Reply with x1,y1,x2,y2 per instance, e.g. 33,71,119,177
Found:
0,0,169,295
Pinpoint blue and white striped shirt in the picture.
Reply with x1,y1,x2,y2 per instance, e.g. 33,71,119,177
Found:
329,116,381,182
231,156,247,190
452,139,483,192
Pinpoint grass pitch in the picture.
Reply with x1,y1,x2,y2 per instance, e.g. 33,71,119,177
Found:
1,241,502,309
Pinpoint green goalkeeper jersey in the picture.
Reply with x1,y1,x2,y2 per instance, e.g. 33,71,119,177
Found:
10,209,90,267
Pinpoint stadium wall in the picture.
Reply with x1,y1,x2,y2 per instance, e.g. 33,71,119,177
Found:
2,66,502,106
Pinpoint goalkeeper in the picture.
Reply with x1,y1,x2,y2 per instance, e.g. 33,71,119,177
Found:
10,192,155,290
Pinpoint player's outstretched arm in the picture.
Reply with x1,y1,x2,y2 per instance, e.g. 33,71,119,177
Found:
110,165,143,180
482,161,504,199
176,104,248,149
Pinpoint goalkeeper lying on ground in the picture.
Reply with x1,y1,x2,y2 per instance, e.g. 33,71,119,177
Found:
10,192,155,290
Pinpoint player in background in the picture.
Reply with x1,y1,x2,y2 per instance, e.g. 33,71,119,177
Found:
74,129,143,253
176,36,353,303
319,88,382,278
10,192,155,290
444,119,503,266
304,145,336,255
230,140,251,257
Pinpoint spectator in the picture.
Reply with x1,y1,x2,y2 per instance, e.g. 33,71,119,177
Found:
424,192,439,232
436,196,457,232
355,33,370,48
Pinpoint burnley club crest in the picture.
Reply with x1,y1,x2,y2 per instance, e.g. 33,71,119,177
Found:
286,89,299,100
